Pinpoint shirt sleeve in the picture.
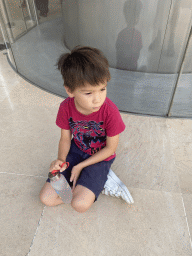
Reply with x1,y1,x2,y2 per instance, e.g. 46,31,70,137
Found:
56,102,70,130
105,108,126,137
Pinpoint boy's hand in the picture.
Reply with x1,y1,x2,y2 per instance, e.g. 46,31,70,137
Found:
49,159,68,173
70,164,83,192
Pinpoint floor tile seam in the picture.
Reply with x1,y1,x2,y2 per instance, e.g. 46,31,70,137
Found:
25,206,46,256
181,195,192,249
0,171,47,179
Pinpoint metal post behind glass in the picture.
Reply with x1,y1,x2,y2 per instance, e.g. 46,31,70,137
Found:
167,26,192,117
29,0,39,25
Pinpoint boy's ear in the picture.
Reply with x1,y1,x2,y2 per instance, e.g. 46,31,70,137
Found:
64,86,74,98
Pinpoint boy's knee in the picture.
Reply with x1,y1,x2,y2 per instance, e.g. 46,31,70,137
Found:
39,182,60,207
39,193,48,206
39,192,54,207
71,199,90,213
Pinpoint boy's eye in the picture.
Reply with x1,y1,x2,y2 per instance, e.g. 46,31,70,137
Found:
85,88,106,95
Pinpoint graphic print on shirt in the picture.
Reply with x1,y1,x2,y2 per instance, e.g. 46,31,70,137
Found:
69,117,106,155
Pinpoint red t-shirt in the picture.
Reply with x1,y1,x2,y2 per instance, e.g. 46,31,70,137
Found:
56,97,126,161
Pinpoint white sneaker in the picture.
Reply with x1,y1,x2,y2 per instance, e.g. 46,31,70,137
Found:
102,169,134,204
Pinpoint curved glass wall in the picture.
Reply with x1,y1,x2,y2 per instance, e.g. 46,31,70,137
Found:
0,0,192,118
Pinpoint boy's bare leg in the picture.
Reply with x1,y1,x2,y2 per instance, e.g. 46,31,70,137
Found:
71,185,95,213
39,182,95,212
39,182,64,206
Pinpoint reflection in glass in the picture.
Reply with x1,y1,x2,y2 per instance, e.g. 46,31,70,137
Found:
116,0,143,71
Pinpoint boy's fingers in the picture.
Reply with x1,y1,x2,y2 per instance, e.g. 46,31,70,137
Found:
50,164,62,172
72,179,76,191
60,163,68,172
52,165,60,169
70,172,74,182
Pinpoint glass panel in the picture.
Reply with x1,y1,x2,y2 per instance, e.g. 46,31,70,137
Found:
0,28,4,49
63,0,176,74
3,0,28,40
9,0,64,96
0,19,3,44
20,0,37,30
0,4,17,69
169,27,192,118
34,0,62,25
158,0,192,74
1,0,191,117
1,0,38,41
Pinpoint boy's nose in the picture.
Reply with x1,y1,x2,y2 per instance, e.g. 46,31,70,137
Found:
93,95,100,104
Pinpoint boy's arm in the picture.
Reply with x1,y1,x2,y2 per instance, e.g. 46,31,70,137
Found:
58,129,72,162
78,134,119,169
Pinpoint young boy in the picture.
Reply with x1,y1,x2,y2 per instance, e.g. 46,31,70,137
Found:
39,46,134,213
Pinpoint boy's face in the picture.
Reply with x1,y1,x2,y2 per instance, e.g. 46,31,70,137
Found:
65,81,107,115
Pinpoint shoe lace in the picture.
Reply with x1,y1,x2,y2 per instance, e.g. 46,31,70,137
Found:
103,187,122,197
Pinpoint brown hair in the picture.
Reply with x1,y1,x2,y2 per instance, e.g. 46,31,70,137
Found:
56,46,111,93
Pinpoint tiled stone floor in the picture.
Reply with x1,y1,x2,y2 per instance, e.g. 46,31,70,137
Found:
0,50,192,256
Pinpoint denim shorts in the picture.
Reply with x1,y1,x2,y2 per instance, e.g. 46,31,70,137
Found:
47,139,115,202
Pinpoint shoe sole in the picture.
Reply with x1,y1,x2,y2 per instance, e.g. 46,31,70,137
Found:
108,170,134,204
